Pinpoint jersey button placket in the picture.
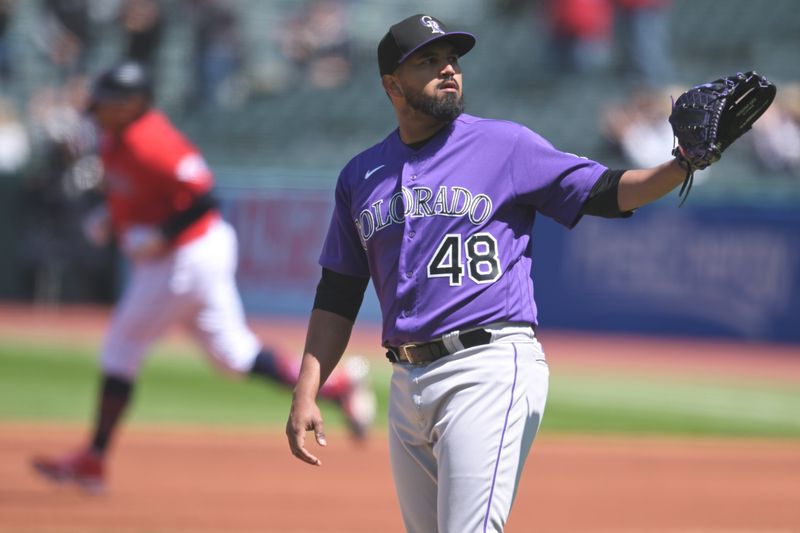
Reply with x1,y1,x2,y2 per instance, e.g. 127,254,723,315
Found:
398,159,419,323
403,165,417,279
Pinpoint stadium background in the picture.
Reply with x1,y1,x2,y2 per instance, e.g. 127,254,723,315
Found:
1,0,799,342
0,2,799,532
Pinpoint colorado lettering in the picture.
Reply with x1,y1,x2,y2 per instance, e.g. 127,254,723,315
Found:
356,185,493,241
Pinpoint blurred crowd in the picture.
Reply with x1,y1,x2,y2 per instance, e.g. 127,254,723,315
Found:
0,0,355,304
0,0,798,305
538,0,800,186
543,0,674,86
0,0,358,173
2,0,799,182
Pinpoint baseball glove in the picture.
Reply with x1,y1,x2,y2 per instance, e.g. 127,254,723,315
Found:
668,71,777,204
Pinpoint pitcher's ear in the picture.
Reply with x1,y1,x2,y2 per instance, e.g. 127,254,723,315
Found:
382,75,402,98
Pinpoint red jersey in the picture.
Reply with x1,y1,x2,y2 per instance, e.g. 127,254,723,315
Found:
101,109,218,247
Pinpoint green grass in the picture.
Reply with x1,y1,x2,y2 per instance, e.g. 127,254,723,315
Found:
0,339,390,430
544,371,800,438
2,339,799,438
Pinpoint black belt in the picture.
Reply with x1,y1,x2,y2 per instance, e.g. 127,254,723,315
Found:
385,328,493,365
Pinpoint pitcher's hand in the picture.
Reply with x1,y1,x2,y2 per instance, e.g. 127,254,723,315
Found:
286,396,326,466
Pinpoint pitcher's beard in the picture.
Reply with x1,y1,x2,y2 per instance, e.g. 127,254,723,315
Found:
406,90,464,122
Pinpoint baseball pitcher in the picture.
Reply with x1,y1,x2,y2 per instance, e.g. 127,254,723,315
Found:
283,13,775,533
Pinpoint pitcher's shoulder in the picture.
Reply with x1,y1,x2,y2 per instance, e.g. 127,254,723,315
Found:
455,113,534,141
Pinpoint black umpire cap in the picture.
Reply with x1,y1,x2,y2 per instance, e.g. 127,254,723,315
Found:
377,14,476,76
89,61,154,110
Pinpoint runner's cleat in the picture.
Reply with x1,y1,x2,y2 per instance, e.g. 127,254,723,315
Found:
31,449,106,494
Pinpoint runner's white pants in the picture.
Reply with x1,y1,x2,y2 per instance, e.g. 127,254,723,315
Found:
389,324,548,533
100,219,261,378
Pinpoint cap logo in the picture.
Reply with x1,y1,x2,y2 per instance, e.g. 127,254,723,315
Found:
420,15,445,35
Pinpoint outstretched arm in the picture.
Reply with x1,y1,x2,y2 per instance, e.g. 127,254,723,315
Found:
617,158,686,212
615,73,776,213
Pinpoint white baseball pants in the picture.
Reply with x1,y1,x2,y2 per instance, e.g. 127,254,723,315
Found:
388,324,548,533
100,219,261,379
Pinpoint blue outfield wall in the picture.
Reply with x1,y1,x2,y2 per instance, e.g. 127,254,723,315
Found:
218,185,800,344
531,202,800,343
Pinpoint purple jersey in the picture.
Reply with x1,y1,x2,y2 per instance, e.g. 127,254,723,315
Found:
319,113,606,347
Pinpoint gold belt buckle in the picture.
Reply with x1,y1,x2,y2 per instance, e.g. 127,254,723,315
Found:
398,342,420,363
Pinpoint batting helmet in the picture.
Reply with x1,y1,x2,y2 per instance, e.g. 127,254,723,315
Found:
89,62,154,109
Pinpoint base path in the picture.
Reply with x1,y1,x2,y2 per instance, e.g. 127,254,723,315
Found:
2,424,799,533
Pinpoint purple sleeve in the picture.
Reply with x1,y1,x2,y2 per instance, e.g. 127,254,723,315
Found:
510,126,607,229
318,172,371,277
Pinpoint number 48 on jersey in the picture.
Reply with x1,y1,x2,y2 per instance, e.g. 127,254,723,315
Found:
426,232,501,286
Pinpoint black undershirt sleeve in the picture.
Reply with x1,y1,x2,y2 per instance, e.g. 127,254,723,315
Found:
159,192,218,241
313,268,370,322
579,169,635,219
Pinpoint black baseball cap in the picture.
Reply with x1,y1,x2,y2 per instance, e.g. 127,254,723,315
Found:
89,61,154,109
378,14,476,76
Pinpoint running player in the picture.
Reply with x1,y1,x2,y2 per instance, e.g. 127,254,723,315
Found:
32,62,376,493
